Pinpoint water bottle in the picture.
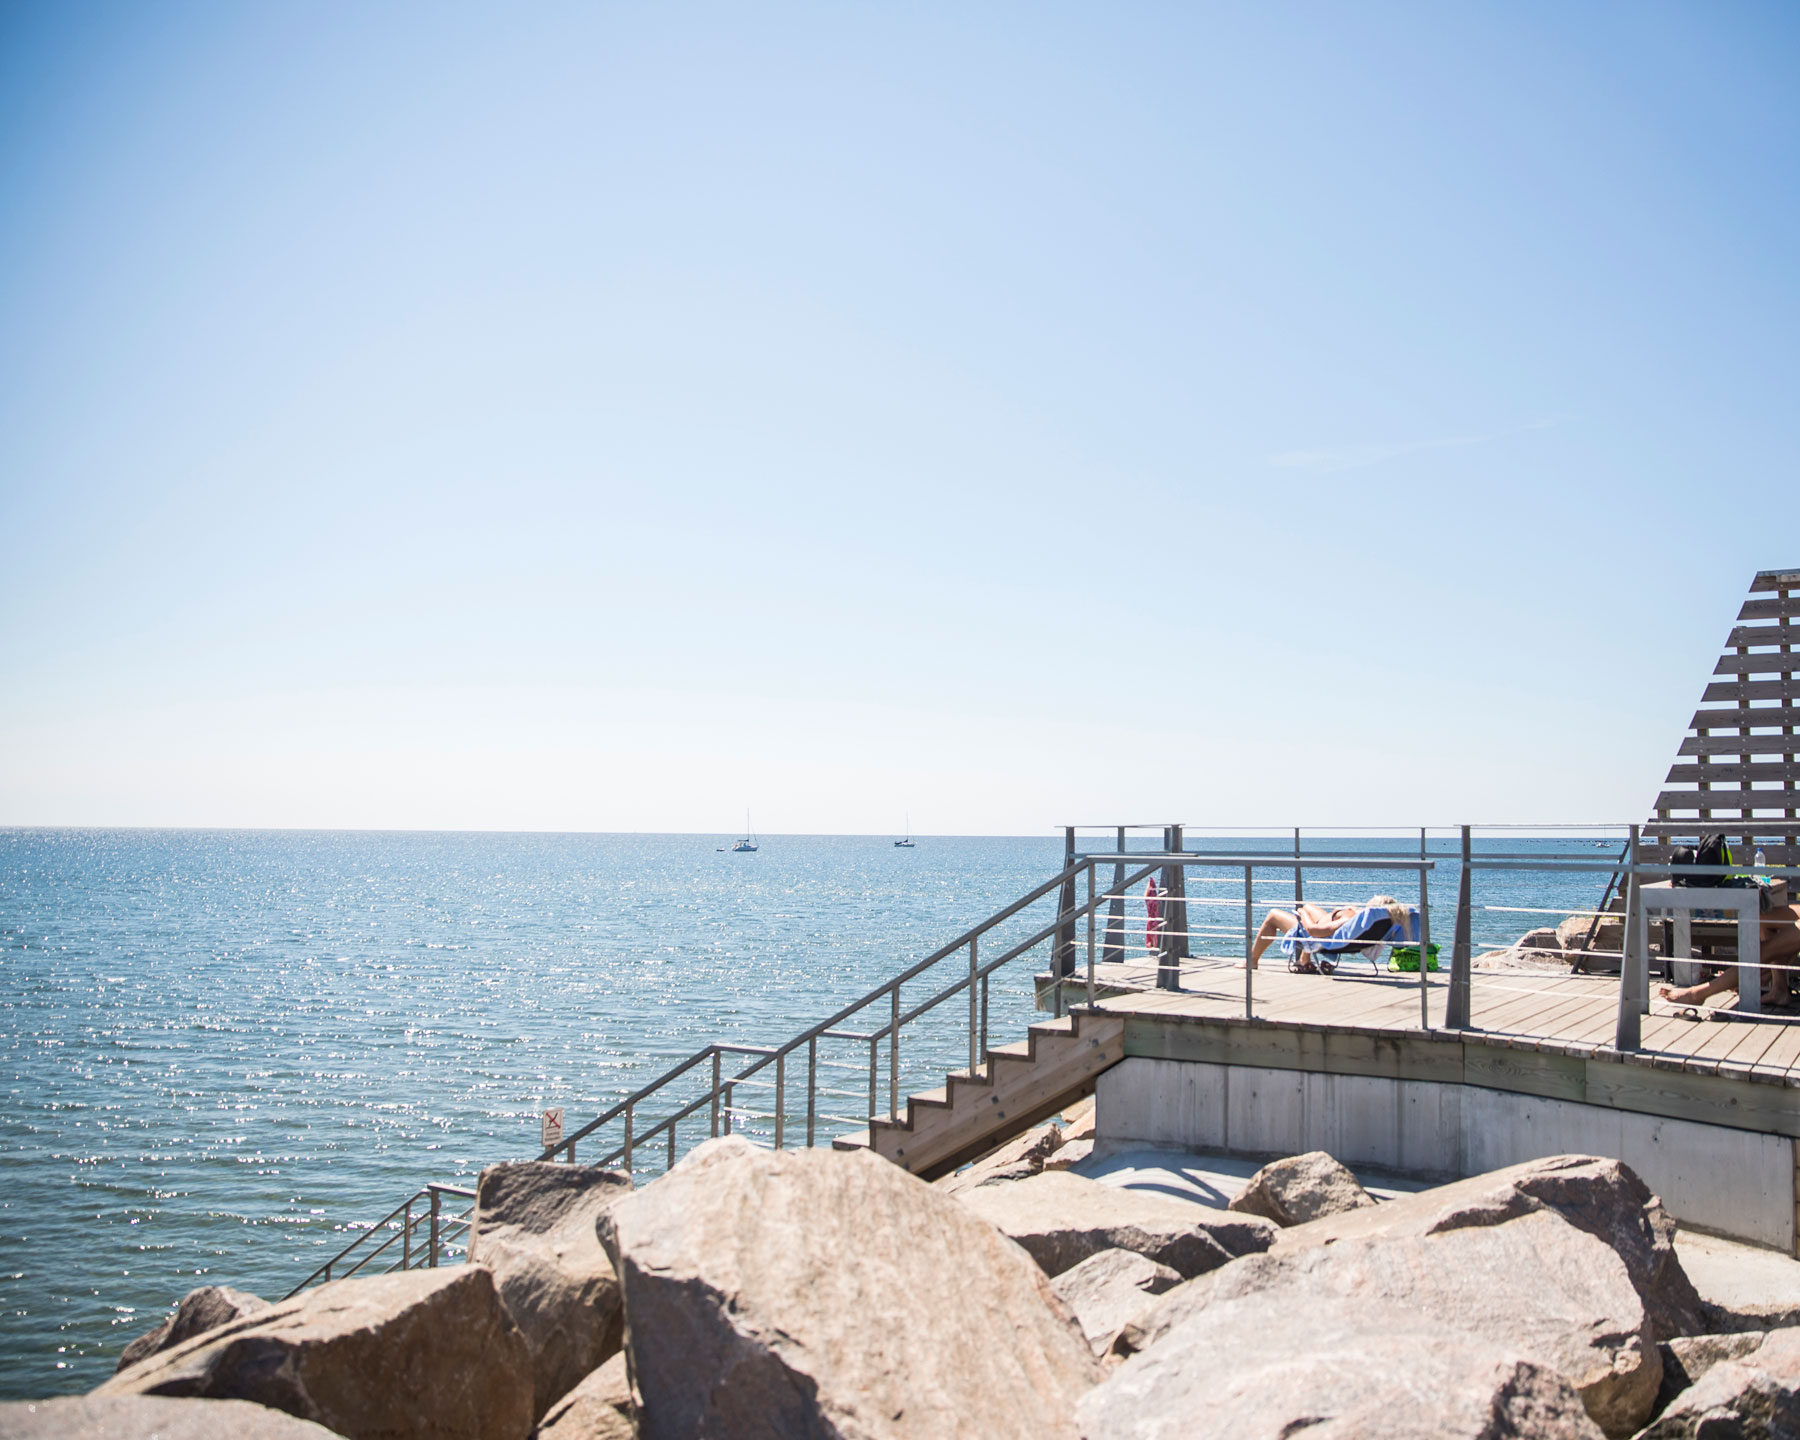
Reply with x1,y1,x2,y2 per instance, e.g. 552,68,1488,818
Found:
1754,847,1767,869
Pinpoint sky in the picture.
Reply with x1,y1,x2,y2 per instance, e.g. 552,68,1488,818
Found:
2,2,1797,836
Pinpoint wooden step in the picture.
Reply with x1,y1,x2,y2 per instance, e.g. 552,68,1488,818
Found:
868,1011,1125,1181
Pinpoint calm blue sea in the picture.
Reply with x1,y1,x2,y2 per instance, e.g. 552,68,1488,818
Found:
0,828,1614,1398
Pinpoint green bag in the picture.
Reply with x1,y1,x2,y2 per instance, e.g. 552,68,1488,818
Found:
1388,943,1441,973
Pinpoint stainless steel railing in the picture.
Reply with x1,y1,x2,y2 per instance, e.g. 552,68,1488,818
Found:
284,1182,475,1299
1056,823,1800,1048
288,859,1118,1292
533,852,1163,1176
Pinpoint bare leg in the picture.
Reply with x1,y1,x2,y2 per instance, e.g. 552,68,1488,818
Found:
1759,909,1800,1004
1658,971,1738,1006
1249,909,1297,969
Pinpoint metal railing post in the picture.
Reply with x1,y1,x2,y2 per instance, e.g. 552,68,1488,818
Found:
1615,825,1643,1051
968,938,979,1074
1293,827,1302,905
623,1102,634,1175
723,1082,734,1136
1102,826,1126,963
710,1050,722,1137
1157,825,1181,991
1244,865,1255,1019
668,1118,677,1172
806,1036,817,1147
403,1195,413,1270
1446,824,1473,1029
979,973,989,1060
889,984,900,1121
1054,826,1077,982
1166,824,1189,964
867,1038,877,1127
1086,860,1096,1006
1417,861,1432,1030
774,1051,786,1150
428,1188,442,1268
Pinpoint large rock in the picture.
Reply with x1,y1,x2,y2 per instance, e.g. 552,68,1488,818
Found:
1122,1210,1661,1436
1050,1248,1181,1356
98,1267,533,1440
1560,914,1624,972
1078,1287,1604,1440
1058,1096,1097,1142
1638,1326,1800,1438
1226,1150,1376,1227
934,1121,1064,1195
1271,1153,1707,1342
1043,1139,1094,1172
1653,1331,1768,1417
596,1135,1102,1440
532,1353,634,1439
957,1169,1274,1279
117,1285,269,1372
1560,913,1624,955
469,1161,632,1419
0,1395,346,1438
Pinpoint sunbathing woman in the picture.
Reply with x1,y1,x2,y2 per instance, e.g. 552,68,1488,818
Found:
1249,895,1412,970
1656,903,1800,1009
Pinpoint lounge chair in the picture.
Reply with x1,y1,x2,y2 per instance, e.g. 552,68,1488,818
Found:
1280,905,1419,975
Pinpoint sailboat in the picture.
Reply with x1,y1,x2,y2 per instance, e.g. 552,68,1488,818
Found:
731,810,758,853
894,814,915,848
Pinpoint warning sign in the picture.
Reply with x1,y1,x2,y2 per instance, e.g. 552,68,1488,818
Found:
540,1107,564,1149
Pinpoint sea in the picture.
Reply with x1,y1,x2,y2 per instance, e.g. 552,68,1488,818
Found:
0,827,1620,1398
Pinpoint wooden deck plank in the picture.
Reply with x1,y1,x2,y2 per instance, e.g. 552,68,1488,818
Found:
1262,975,1430,1025
1468,976,1603,1031
1552,1001,1634,1051
1712,1014,1793,1075
1641,1010,1749,1075
1083,953,1800,1084
1474,980,1616,1052
1468,977,1611,1040
1466,998,1592,1044
1754,1018,1800,1078
1681,1009,1772,1066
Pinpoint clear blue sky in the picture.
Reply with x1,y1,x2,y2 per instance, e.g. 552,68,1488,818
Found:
2,2,1796,834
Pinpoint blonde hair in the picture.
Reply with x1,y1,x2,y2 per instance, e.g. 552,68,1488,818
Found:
1369,895,1411,931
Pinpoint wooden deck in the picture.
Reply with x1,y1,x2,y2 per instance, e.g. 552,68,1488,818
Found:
1044,958,1800,1089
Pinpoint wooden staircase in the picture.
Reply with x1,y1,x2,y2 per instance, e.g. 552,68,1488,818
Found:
833,1009,1124,1181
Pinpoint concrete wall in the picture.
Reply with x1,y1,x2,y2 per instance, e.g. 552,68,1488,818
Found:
1097,1055,1798,1253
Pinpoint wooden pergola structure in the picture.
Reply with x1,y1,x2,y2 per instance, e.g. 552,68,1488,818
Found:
1645,568,1800,869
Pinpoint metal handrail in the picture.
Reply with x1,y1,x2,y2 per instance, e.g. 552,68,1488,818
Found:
285,1182,475,1298
549,846,1468,1175
536,856,1101,1164
553,858,1163,1172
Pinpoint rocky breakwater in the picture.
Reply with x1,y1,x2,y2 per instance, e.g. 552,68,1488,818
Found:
30,1155,640,1440
466,1161,633,1422
7,1129,1799,1440
1101,1154,1714,1439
